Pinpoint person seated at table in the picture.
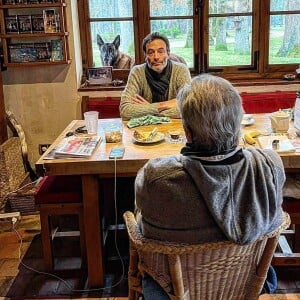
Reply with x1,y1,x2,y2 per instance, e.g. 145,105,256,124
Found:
134,74,286,299
120,32,191,121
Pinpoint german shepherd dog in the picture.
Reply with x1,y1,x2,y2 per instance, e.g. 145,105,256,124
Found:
97,34,135,69
97,34,187,69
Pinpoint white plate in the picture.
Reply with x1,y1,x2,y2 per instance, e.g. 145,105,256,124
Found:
133,132,165,144
241,117,255,126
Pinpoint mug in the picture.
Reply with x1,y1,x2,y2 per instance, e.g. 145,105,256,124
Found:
270,110,290,133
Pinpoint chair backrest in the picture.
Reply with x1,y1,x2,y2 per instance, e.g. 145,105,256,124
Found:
123,211,291,300
6,110,38,180
0,137,28,211
81,95,121,119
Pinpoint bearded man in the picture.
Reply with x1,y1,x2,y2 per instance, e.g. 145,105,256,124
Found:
120,32,191,120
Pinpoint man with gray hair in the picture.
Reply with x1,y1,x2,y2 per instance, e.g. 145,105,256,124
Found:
135,74,285,298
120,32,191,120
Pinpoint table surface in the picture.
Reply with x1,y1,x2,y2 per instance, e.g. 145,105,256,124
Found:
35,113,300,287
36,114,300,175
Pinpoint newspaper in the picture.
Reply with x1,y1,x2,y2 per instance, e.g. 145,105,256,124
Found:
45,135,102,159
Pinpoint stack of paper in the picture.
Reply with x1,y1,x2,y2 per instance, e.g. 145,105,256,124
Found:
51,135,102,159
257,135,296,153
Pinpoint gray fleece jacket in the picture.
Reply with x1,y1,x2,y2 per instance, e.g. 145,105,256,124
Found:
120,61,191,120
135,147,285,245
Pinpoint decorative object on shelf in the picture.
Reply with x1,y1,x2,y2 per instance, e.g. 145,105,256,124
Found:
8,43,37,63
5,16,19,34
43,8,58,33
18,15,32,34
283,73,296,81
31,14,44,33
50,38,63,61
87,66,113,85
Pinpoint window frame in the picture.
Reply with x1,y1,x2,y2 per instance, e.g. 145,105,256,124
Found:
78,0,299,81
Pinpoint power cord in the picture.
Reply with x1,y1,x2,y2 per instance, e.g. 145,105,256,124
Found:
12,156,125,294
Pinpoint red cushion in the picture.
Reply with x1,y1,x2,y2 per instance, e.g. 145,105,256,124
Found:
34,175,82,204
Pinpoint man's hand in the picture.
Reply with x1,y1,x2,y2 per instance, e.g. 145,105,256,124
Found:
157,98,177,112
131,94,149,104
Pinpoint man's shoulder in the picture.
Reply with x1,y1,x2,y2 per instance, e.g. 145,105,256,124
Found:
146,155,183,171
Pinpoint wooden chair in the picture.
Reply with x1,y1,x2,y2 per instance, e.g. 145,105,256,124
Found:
34,175,86,270
81,95,121,119
123,211,290,300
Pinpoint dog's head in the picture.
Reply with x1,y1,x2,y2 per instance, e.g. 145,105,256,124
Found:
97,34,120,67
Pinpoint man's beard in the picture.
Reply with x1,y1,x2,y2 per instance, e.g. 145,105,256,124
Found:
146,57,168,73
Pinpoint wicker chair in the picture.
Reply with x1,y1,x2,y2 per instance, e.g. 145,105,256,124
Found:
123,211,291,300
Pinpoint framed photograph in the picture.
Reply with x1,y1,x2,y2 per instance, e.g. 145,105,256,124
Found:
88,67,113,85
31,14,44,33
9,43,37,63
43,9,57,33
34,42,51,61
18,15,32,34
5,16,19,34
50,38,63,61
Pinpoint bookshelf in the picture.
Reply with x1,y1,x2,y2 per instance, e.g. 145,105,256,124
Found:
0,0,70,67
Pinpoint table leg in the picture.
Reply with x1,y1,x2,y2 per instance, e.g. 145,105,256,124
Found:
82,174,104,287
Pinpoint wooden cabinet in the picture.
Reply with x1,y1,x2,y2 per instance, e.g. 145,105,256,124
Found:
0,0,70,67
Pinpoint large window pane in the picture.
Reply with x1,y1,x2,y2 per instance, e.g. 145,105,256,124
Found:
89,0,133,18
90,21,134,67
269,14,300,64
150,19,193,67
209,0,252,14
150,0,192,16
208,16,252,66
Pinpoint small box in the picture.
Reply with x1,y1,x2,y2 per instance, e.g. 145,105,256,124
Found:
31,14,44,33
5,15,19,33
18,15,32,34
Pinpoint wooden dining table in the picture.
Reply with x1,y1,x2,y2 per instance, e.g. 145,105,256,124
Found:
35,114,300,287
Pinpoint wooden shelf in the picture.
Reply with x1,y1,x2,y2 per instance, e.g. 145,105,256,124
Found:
0,0,70,67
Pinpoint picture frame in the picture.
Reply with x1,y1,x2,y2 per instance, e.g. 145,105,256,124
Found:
87,67,113,85
31,14,44,33
9,43,37,63
18,15,32,34
43,9,57,33
34,42,51,61
50,38,63,61
5,16,19,34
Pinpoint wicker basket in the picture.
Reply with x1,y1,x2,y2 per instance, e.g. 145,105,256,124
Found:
5,175,38,215
0,137,29,212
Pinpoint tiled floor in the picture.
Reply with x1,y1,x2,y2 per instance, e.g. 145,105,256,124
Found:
0,214,300,299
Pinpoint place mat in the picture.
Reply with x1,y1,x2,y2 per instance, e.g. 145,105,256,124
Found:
127,115,171,128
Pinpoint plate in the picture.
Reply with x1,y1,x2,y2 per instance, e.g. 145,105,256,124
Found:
133,132,165,144
241,115,255,126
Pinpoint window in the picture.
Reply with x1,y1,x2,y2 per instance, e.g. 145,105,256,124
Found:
78,0,300,80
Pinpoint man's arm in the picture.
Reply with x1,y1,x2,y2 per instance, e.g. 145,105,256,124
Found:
120,66,160,120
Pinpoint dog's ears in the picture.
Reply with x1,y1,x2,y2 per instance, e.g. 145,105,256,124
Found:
113,35,121,48
97,34,105,47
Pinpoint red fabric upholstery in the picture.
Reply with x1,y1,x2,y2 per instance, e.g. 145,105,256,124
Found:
34,175,82,204
88,98,120,118
241,91,296,113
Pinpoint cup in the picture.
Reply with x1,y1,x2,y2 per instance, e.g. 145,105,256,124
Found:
270,110,290,133
84,111,99,134
167,130,184,143
103,120,123,143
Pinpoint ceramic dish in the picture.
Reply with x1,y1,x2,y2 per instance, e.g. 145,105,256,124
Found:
133,132,165,144
241,114,255,126
241,118,255,126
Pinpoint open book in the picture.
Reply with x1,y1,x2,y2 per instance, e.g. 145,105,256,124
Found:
257,135,296,153
47,135,102,159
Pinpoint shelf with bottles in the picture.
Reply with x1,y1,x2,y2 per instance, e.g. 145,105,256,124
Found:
0,0,70,66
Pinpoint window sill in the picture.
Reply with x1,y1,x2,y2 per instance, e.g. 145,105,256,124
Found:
78,77,300,92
